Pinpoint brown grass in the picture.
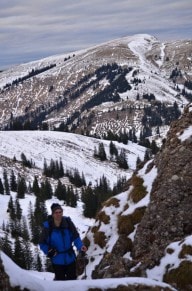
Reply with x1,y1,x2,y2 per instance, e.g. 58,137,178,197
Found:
96,211,110,224
93,231,107,248
129,175,147,203
163,260,192,290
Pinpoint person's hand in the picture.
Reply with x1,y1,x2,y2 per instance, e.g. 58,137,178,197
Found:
81,245,87,252
47,248,57,258
79,245,87,257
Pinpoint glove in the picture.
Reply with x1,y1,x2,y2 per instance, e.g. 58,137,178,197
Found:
47,248,57,258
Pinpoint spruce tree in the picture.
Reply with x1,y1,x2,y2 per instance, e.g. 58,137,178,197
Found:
81,186,97,218
15,198,22,220
0,177,4,194
109,140,118,157
21,216,30,241
98,142,107,161
55,180,67,201
14,236,26,268
59,158,64,177
0,232,13,259
3,169,10,195
17,176,27,199
34,249,43,271
39,178,53,200
8,196,16,220
10,170,17,192
32,199,48,244
32,176,40,196
43,158,48,176
116,148,129,169
28,201,35,238
22,239,33,270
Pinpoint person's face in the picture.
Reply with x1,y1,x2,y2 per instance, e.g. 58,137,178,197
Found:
52,209,63,222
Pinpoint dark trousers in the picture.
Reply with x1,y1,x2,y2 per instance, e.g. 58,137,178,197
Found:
52,261,77,281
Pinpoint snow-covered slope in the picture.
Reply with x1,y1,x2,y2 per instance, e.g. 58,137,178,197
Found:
0,130,145,187
0,34,191,138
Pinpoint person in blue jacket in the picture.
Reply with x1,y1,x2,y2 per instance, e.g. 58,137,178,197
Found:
39,203,87,280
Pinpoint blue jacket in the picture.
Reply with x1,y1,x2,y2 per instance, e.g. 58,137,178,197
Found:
39,216,83,265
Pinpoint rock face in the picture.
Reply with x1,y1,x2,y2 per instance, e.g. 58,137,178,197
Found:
133,104,192,268
91,104,192,291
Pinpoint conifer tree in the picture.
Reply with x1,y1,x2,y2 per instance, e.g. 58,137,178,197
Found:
55,180,67,201
22,239,33,270
17,176,27,198
3,169,10,195
43,158,48,176
32,176,40,196
81,186,97,218
39,178,53,200
98,142,107,161
21,216,30,241
0,177,4,194
14,236,26,268
136,156,142,169
32,199,48,244
54,160,60,179
81,172,86,186
34,248,43,271
0,232,13,260
116,148,129,169
28,201,35,238
8,196,16,220
65,186,77,207
10,170,17,192
93,146,98,158
15,198,22,220
59,158,64,177
109,140,118,157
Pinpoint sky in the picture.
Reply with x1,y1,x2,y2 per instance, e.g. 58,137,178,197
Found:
0,0,191,70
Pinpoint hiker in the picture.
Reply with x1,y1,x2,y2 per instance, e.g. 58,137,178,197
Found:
39,203,87,281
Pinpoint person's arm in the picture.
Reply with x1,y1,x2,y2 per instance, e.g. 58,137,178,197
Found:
67,217,87,252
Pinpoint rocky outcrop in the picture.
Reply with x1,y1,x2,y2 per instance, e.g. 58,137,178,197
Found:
132,104,192,269
91,104,192,290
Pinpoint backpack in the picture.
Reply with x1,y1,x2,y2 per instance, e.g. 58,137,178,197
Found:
46,215,79,257
47,215,79,240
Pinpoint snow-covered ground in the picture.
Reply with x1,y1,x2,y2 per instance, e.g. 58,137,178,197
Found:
1,251,177,291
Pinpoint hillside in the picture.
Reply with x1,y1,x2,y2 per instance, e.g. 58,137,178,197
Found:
0,34,191,144
84,103,192,291
0,34,192,290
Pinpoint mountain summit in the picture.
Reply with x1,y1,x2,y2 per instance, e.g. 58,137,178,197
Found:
0,34,191,142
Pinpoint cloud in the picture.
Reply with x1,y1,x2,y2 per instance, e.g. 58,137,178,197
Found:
0,0,191,69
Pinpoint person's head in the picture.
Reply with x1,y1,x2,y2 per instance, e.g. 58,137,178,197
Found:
51,203,63,222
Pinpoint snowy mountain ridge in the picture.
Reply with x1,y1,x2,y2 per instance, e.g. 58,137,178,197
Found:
0,34,191,142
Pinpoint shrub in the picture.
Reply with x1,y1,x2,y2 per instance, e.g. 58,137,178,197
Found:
91,226,99,234
179,244,192,259
166,248,174,255
118,207,146,236
129,175,147,203
97,211,110,224
163,260,192,290
131,207,146,225
93,231,107,248
103,197,120,208
118,215,134,235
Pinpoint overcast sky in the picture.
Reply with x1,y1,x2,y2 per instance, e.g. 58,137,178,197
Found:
0,0,191,69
